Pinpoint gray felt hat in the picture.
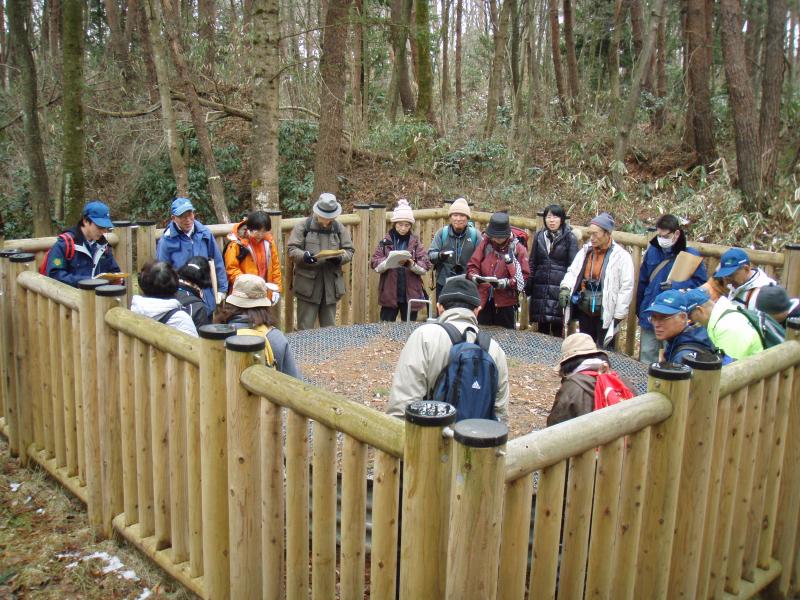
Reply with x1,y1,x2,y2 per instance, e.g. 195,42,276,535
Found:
313,193,342,219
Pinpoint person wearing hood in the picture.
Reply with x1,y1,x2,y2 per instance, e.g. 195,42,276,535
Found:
370,199,432,321
636,214,707,363
176,257,213,328
428,198,481,297
45,201,122,286
755,285,800,327
715,247,776,309
223,210,282,293
466,211,530,329
559,212,634,348
131,261,198,337
155,197,228,315
524,204,579,336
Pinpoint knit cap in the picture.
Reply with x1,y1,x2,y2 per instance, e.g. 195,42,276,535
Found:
755,286,792,314
448,198,472,217
391,199,415,224
590,212,615,232
438,276,481,308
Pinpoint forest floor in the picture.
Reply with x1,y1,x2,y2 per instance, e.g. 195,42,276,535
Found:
0,438,195,599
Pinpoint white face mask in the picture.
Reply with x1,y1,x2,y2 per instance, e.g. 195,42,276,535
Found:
657,235,675,249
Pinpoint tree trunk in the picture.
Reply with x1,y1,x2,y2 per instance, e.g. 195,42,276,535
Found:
198,0,215,76
612,0,666,182
608,0,622,106
719,0,762,204
441,0,451,129
352,0,364,136
758,0,786,190
144,0,188,196
103,0,129,65
455,0,463,120
685,0,716,165
312,0,352,197
653,10,667,129
8,0,52,235
509,0,521,99
161,0,230,223
562,0,580,123
484,0,510,137
549,0,569,118
250,0,280,210
139,0,159,103
628,0,644,59
386,0,415,120
62,0,84,225
744,0,764,82
414,0,438,127
525,0,541,120
0,0,6,90
49,0,62,73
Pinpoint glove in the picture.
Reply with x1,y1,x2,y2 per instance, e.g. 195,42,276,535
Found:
503,253,513,265
216,291,226,305
327,256,342,266
659,280,672,291
270,291,281,305
559,287,571,309
440,250,454,261
496,278,510,290
303,251,317,265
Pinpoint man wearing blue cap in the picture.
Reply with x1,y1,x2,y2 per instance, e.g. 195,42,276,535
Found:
715,247,775,310
46,200,122,287
155,197,228,314
642,289,719,365
686,287,763,360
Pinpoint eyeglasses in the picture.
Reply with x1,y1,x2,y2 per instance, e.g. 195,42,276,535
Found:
647,312,683,324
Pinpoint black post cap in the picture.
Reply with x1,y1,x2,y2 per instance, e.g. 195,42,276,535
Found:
77,278,108,290
370,203,387,209
0,248,22,258
135,220,157,226
648,362,693,381
225,334,265,352
453,419,508,448
112,220,133,227
266,209,283,216
95,284,127,297
198,324,236,340
787,317,800,331
683,351,723,371
353,204,372,210
405,401,457,427
10,253,35,263
783,242,800,251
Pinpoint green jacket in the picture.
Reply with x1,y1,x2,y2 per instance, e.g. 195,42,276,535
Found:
707,296,764,360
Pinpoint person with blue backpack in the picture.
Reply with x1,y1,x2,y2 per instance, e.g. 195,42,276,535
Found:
428,198,481,297
386,276,509,422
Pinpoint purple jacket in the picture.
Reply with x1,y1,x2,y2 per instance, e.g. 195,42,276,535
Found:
370,232,432,308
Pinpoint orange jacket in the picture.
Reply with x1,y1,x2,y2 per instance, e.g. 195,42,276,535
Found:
224,221,283,291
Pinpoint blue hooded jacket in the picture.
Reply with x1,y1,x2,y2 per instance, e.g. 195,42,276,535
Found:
637,234,707,331
664,324,717,365
45,227,121,287
155,220,228,313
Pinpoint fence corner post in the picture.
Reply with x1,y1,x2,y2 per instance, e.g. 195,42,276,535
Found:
9,253,36,466
198,324,236,600
445,419,508,600
780,243,800,298
400,401,456,600
368,203,386,324
668,352,722,598
1,248,23,457
134,221,158,271
634,362,693,599
352,204,371,325
111,221,134,307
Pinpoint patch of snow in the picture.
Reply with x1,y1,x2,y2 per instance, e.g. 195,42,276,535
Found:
69,551,140,581
119,569,139,581
36,509,44,515
136,589,152,600
9,482,21,492
24,496,31,504
66,561,79,569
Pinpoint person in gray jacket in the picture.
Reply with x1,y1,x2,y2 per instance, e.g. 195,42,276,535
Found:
386,276,509,420
428,198,480,297
287,193,355,329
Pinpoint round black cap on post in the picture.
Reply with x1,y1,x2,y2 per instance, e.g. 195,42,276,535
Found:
112,220,133,228
266,209,283,216
787,317,800,331
683,351,723,371
405,401,457,427
77,278,108,290
784,242,800,250
198,324,237,340
453,419,508,448
649,362,693,381
135,220,156,226
353,204,371,210
370,203,386,209
10,253,35,263
225,334,266,352
95,284,127,297
0,248,22,258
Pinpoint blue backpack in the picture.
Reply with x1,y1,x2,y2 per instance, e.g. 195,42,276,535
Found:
429,323,499,421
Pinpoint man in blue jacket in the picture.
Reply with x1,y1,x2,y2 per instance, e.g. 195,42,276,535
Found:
155,197,228,314
642,289,718,365
46,200,121,287
636,214,707,363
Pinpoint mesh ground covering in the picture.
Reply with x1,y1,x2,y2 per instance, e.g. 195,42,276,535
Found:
287,321,650,395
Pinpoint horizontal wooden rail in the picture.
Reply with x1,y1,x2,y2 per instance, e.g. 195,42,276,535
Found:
2,232,120,253
504,392,672,482
16,271,80,310
239,364,405,458
103,307,199,366
718,341,800,398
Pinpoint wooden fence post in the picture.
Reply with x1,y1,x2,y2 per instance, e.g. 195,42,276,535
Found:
135,221,158,270
95,285,126,538
9,253,36,466
445,420,508,600
626,244,643,357
111,221,134,306
781,243,800,297
198,324,236,600
668,352,723,598
634,362,692,598
400,401,457,600
352,205,371,324
77,278,109,538
225,335,265,600
0,249,22,456
368,204,386,323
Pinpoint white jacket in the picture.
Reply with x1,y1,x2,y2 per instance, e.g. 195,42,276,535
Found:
560,241,635,345
386,307,509,420
729,268,776,309
130,295,199,338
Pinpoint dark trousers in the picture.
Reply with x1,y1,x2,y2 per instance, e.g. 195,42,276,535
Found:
576,310,617,349
381,304,418,322
536,320,564,337
478,300,516,329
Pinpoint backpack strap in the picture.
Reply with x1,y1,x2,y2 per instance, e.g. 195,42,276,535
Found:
158,307,182,324
437,322,464,346
648,258,671,284
60,232,76,259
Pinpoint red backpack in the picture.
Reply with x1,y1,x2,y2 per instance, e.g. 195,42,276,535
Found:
582,370,635,410
510,225,530,249
39,232,76,275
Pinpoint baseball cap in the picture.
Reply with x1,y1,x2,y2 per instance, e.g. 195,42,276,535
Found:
684,287,711,312
715,248,750,278
642,290,691,316
171,197,196,216
82,201,114,230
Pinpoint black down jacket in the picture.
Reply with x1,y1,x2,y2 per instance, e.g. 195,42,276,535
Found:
525,225,579,323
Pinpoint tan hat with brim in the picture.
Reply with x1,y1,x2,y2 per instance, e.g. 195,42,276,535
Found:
556,333,608,371
226,274,273,308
